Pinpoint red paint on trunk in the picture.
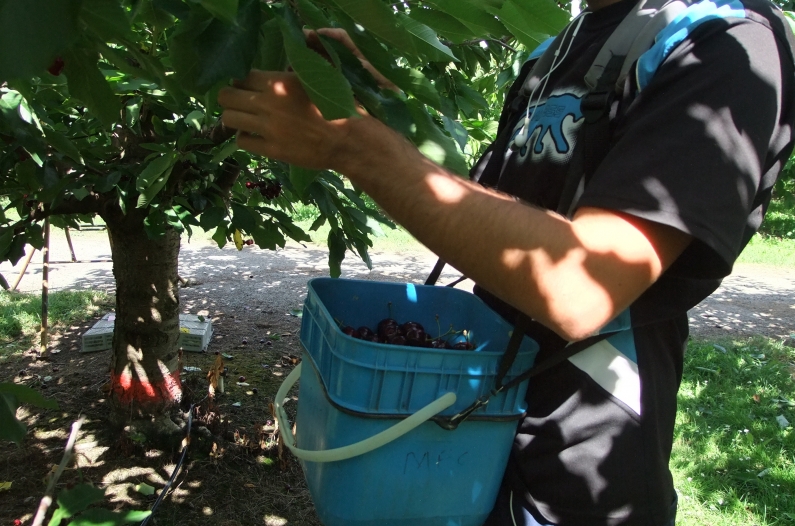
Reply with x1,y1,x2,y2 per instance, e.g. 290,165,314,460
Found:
111,368,182,405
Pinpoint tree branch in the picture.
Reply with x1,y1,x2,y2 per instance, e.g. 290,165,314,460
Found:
29,193,108,221
31,416,86,526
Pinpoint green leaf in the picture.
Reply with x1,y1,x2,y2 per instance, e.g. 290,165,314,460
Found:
134,483,155,496
405,69,442,112
0,0,81,82
140,143,171,154
423,0,508,38
454,78,489,110
95,172,122,193
66,507,151,526
143,209,168,238
199,206,227,230
395,13,457,62
230,202,258,232
63,47,120,128
289,165,320,198
251,222,284,250
308,216,325,232
296,0,331,29
26,224,45,250
209,140,239,165
0,383,58,409
278,12,359,120
442,116,468,151
184,110,204,131
254,18,287,71
135,0,176,27
42,127,84,164
0,393,27,445
199,0,238,24
48,485,106,526
135,153,178,208
407,8,481,44
169,0,261,96
327,0,417,58
495,0,568,49
72,188,90,201
124,97,142,129
136,153,177,193
407,99,468,176
212,223,229,248
327,229,346,278
154,0,192,19
6,236,26,265
79,0,134,42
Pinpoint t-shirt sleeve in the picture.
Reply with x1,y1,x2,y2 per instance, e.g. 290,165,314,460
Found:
576,16,795,278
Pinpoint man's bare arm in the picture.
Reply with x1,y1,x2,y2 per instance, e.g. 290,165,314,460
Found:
219,71,692,341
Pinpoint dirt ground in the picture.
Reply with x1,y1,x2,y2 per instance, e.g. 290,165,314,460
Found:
1,230,794,525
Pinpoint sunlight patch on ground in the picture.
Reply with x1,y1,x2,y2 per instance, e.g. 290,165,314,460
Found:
103,466,158,505
103,466,160,485
263,516,288,525
32,427,68,442
74,436,107,468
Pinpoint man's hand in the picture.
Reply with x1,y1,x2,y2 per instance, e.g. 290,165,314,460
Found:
218,70,371,171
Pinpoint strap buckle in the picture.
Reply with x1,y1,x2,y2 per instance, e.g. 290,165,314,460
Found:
435,387,504,431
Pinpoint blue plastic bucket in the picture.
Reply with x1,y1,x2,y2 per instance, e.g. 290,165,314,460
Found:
281,278,540,526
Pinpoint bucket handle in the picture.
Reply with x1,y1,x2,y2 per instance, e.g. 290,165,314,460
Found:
274,363,457,463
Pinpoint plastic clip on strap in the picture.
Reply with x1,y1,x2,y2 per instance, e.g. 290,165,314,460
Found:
436,316,612,431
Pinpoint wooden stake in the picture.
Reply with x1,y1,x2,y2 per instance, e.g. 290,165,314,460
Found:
64,227,77,262
10,246,36,292
40,219,50,356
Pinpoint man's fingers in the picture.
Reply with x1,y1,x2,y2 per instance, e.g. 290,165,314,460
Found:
218,87,263,113
235,131,272,158
220,109,268,137
315,28,361,57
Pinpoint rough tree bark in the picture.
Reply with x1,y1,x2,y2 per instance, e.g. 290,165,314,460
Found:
103,207,183,439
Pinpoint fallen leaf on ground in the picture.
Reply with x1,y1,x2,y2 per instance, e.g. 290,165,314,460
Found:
134,483,155,496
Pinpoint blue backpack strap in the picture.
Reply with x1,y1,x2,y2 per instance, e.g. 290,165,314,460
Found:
528,36,556,61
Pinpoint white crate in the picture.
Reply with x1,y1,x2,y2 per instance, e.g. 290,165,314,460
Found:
178,313,213,353
80,313,213,353
80,319,114,353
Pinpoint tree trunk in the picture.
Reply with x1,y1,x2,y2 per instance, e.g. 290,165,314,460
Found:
104,212,182,432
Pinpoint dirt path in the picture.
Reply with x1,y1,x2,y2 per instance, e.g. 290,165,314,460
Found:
2,229,794,343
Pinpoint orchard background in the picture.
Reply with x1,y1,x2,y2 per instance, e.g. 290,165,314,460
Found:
1,0,794,525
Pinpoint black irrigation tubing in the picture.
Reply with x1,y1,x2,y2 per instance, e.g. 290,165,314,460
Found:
140,395,209,526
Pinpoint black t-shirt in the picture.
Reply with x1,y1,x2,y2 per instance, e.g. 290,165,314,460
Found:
473,0,795,524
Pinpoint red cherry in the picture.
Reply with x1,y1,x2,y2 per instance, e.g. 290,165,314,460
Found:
245,239,254,246
245,181,254,189
48,57,64,76
341,326,361,339
357,326,375,340
377,318,399,341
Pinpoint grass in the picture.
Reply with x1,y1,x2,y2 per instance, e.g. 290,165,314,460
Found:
673,337,795,525
0,289,112,357
759,199,795,240
738,235,795,268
